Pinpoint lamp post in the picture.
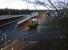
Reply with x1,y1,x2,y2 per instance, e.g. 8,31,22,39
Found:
0,33,7,50
9,9,10,15
3,34,6,48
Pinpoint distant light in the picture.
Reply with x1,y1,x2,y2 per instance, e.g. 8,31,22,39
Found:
32,19,37,21
11,47,14,50
8,40,11,42
1,48,3,50
1,38,3,41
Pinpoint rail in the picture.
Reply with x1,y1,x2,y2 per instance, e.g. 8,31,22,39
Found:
0,12,38,50
0,17,24,27
17,12,38,25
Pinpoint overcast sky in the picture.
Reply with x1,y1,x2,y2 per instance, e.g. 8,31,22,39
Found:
0,0,67,10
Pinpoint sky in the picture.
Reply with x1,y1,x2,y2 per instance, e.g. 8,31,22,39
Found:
0,0,67,10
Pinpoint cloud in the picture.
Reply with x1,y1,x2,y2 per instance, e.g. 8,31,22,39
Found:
0,0,28,9
8,0,27,9
1,0,65,10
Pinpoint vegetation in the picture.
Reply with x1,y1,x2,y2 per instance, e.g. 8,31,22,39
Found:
0,9,33,15
41,8,68,39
